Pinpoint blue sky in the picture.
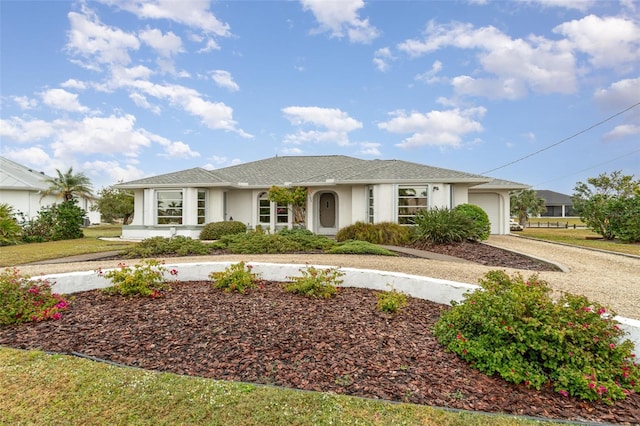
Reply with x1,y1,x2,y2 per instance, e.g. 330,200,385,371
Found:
1,0,639,194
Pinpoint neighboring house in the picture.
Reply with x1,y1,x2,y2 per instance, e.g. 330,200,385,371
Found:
535,190,574,217
0,157,100,224
116,155,528,239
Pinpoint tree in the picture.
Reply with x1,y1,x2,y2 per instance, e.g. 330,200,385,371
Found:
92,186,135,224
510,189,546,226
40,167,94,202
572,171,640,241
267,186,308,225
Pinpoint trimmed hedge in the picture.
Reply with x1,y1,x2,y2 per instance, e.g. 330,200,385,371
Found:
200,220,247,240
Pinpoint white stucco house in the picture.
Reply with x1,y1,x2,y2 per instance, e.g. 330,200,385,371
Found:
115,155,528,240
0,157,100,224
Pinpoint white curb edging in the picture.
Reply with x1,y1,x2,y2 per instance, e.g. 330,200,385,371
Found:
37,261,639,353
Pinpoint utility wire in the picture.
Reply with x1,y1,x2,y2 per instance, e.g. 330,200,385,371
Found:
481,101,640,174
532,148,640,188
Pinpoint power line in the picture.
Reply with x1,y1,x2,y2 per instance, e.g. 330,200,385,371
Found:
532,148,640,188
481,101,640,174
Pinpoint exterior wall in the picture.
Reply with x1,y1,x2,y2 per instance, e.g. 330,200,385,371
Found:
350,185,367,224
226,189,254,228
0,189,100,224
468,190,511,235
375,184,396,222
451,184,469,207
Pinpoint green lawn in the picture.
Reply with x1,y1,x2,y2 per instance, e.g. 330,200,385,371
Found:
0,348,549,426
519,228,640,256
0,224,133,267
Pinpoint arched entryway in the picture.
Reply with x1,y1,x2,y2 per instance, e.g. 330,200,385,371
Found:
315,191,338,235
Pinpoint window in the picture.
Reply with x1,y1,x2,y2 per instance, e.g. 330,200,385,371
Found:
397,185,428,225
197,190,206,225
367,186,374,224
157,191,183,224
276,202,288,224
258,192,270,224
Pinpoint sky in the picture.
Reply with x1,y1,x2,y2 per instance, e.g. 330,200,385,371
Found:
1,0,639,195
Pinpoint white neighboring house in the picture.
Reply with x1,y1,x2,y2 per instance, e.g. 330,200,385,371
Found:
0,157,100,224
116,155,528,240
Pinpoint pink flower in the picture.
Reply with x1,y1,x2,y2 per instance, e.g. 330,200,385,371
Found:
610,343,616,349
170,269,178,276
589,382,596,389
598,307,606,315
558,389,569,397
52,313,61,320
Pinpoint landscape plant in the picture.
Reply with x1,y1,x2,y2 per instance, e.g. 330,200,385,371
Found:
376,286,408,313
335,221,409,245
99,259,177,297
326,240,397,256
268,186,308,225
19,200,86,242
453,204,491,241
411,207,474,245
510,189,546,226
221,232,304,254
433,270,640,403
0,267,69,325
209,261,259,294
200,220,247,240
572,171,640,242
0,203,22,246
276,228,336,251
285,266,344,299
92,185,134,224
120,236,214,258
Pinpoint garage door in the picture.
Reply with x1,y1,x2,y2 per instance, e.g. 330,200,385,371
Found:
468,193,500,234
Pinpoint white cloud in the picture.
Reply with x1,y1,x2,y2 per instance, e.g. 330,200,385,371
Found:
415,60,444,84
279,147,303,155
603,124,640,141
358,142,381,156
554,15,640,72
139,28,183,57
300,0,379,43
373,47,394,72
96,0,231,36
211,70,240,92
0,117,55,142
282,106,363,147
82,159,145,184
2,147,57,170
12,96,38,110
398,21,577,99
60,79,87,90
593,77,640,109
66,7,140,69
41,88,89,113
525,0,596,12
204,155,242,169
158,141,200,158
378,107,486,149
129,92,161,114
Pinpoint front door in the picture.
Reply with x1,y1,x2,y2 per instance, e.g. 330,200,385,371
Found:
317,192,337,235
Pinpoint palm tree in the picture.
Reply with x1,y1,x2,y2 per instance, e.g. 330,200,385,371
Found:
510,189,546,226
40,167,95,201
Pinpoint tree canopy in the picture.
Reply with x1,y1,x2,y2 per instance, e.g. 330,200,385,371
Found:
92,186,134,224
510,189,546,225
40,167,94,202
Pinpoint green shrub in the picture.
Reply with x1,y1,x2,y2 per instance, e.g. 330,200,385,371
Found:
209,261,259,294
336,221,409,245
200,220,247,240
285,266,344,299
412,207,473,245
0,268,69,325
121,236,213,258
19,200,85,243
277,228,336,251
99,259,176,297
221,232,303,254
326,240,398,256
376,287,408,313
0,203,21,246
453,204,491,241
433,270,640,403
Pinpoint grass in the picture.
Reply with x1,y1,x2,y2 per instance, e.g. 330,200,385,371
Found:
520,228,640,256
0,347,549,426
0,224,134,267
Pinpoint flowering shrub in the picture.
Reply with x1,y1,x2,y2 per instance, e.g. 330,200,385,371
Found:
209,261,259,294
0,268,69,325
376,287,408,313
99,259,177,297
433,270,640,403
285,266,344,299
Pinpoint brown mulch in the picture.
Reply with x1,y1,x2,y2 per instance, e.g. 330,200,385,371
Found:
1,281,638,424
408,240,561,271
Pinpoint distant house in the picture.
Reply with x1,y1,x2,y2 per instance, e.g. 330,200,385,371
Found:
116,155,528,240
0,157,100,224
536,190,574,217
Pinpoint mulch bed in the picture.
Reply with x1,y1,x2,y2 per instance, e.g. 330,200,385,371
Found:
1,281,638,424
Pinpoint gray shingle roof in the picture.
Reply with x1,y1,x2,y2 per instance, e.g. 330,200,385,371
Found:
471,178,530,190
536,190,573,205
117,155,527,189
0,157,51,190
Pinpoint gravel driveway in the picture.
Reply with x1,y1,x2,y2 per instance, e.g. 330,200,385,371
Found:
16,235,640,319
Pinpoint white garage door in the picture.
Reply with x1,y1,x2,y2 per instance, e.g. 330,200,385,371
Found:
468,193,500,235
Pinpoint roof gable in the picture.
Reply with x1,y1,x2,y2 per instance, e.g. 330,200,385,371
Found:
536,190,573,204
0,157,51,191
